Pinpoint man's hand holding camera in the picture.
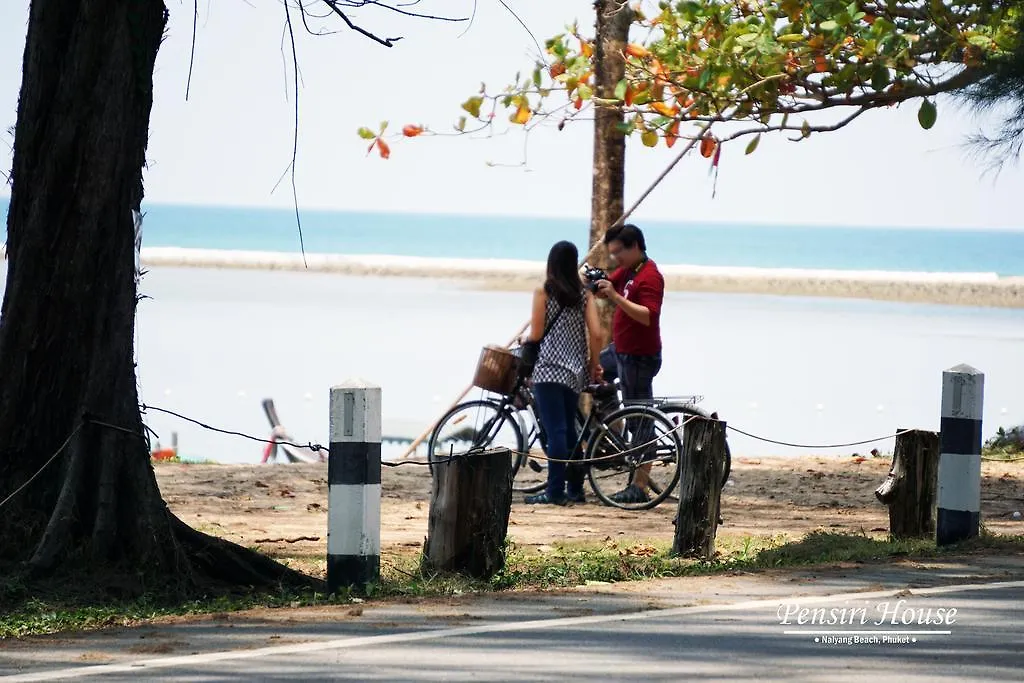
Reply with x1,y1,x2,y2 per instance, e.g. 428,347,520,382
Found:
593,279,618,303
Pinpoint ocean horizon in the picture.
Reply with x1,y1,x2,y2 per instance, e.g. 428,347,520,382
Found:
3,198,1024,277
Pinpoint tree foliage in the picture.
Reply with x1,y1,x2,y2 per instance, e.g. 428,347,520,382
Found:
363,1,1021,158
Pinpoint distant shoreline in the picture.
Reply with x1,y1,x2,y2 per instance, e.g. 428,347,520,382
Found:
136,247,1024,308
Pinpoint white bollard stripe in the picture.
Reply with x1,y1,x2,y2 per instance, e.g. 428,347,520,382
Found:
941,365,984,421
327,484,382,556
329,382,382,443
936,453,982,513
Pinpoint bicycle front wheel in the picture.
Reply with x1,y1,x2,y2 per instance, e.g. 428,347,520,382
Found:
585,405,682,510
426,400,525,478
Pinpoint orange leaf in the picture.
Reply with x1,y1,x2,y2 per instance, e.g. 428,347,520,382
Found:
624,85,635,107
579,71,592,86
376,138,391,159
402,125,424,138
512,104,532,125
580,40,594,59
625,43,649,59
549,62,566,78
699,134,717,159
665,121,680,148
651,101,678,117
814,54,828,73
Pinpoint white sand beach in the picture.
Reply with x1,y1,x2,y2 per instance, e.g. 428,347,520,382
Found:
140,247,1024,309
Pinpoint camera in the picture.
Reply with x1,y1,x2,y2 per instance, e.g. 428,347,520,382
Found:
582,263,608,292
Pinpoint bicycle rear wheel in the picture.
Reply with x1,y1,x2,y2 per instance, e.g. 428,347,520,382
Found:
585,405,682,510
658,404,732,491
426,399,525,479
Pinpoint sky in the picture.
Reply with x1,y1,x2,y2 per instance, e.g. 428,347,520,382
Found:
0,0,1021,229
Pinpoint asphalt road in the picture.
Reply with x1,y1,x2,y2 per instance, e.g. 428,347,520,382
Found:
4,579,1023,682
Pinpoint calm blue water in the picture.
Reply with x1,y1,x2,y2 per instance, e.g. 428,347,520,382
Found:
4,198,1024,275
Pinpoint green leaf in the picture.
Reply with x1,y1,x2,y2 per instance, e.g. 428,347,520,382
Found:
614,79,629,101
698,67,712,90
461,96,484,118
641,130,659,147
871,66,890,91
456,116,467,132
819,20,838,31
615,121,634,135
917,99,937,130
745,134,761,155
533,68,542,88
801,120,811,138
777,34,805,43
379,121,389,134
357,127,376,140
968,35,994,48
576,83,593,101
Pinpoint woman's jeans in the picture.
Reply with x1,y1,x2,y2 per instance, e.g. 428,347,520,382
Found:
532,382,585,499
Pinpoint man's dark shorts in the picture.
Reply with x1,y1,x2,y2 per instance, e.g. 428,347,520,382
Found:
599,342,662,407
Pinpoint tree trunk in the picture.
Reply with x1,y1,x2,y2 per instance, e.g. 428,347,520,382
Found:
672,418,726,560
589,0,632,344
423,448,512,580
875,429,940,540
0,0,312,594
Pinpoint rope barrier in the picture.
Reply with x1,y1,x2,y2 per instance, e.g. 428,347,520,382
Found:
2,402,1008,515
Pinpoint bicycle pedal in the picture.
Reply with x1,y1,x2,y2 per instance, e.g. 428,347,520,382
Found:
528,460,543,473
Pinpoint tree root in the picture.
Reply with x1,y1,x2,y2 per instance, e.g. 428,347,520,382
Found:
170,515,323,591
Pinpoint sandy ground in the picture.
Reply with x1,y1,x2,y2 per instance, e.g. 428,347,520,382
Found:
137,248,1024,309
156,456,1024,573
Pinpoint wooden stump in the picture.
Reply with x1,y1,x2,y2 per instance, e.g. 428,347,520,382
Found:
423,447,513,580
672,417,727,559
874,429,940,539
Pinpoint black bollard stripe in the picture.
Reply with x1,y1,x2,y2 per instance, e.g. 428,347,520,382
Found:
936,508,980,546
939,416,983,457
328,442,382,485
327,554,381,594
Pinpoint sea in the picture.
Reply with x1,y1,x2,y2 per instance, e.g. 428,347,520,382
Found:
2,198,1023,464
3,198,1024,274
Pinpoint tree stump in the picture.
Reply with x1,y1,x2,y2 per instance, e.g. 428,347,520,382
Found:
874,429,940,539
423,447,513,579
672,417,727,559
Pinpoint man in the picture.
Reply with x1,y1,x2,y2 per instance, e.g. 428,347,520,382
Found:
594,224,665,505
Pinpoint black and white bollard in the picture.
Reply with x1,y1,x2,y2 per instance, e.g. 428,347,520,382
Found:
327,380,382,592
937,364,984,547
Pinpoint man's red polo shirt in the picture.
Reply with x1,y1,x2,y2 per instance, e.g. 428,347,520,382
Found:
609,258,664,356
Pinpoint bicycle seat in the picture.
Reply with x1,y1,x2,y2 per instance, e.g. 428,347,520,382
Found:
584,382,618,400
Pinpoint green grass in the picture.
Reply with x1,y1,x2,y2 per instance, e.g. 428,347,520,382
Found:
4,530,1022,640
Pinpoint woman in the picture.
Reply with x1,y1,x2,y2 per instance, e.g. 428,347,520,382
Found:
525,240,603,505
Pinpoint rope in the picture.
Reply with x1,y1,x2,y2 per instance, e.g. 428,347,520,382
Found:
724,425,915,450
0,423,84,511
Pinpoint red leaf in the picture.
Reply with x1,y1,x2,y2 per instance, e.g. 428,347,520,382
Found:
377,138,391,159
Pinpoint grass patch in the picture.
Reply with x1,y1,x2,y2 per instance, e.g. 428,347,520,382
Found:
983,426,1024,460
4,531,1023,640
152,455,220,465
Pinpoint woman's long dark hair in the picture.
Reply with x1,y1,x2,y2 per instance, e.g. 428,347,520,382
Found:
544,240,584,308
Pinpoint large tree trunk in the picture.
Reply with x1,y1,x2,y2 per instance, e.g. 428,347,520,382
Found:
589,0,632,343
0,0,312,594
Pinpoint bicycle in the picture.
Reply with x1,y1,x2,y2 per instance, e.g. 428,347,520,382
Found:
427,373,685,510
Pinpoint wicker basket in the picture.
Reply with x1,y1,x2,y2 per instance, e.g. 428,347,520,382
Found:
473,345,519,395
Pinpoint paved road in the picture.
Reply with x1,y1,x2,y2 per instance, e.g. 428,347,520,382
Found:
4,579,1023,682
